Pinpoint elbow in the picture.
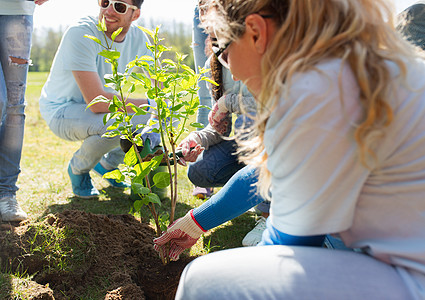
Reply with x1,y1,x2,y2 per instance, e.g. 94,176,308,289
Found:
87,104,103,114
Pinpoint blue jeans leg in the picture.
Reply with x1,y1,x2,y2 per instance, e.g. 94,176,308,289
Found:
192,5,211,128
187,139,245,187
0,15,33,197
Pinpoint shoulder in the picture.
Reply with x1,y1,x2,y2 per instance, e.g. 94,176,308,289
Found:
289,59,356,99
404,2,425,16
64,16,99,40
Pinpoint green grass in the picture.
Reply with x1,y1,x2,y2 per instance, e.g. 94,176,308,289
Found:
1,72,257,297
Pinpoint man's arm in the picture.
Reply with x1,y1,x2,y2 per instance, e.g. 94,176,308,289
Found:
73,70,150,113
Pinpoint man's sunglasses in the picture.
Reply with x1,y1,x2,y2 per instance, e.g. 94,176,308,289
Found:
98,0,138,15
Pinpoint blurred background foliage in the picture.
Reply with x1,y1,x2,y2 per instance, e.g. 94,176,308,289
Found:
29,19,194,72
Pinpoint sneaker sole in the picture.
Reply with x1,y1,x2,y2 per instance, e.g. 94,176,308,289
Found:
73,193,99,199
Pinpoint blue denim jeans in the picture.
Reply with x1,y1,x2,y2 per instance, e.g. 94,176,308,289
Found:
0,15,33,198
187,137,245,188
192,5,211,128
49,104,151,174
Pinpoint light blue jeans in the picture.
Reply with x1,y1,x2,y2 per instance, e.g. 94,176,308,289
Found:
192,5,211,128
49,104,150,174
0,15,33,198
176,246,413,300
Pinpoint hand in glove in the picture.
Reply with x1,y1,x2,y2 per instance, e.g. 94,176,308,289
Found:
176,132,204,166
140,118,161,150
153,210,206,261
208,95,231,135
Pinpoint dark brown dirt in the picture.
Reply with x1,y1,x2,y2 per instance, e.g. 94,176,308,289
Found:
0,210,194,300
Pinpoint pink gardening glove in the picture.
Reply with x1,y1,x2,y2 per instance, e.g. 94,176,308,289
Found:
208,95,230,135
153,210,206,261
176,132,204,166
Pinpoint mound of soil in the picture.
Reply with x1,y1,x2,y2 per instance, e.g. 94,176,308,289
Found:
0,210,194,300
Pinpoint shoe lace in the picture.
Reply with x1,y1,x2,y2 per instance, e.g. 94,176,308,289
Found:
2,197,20,212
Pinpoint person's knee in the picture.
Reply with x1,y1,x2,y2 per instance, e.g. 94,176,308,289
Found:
187,164,207,186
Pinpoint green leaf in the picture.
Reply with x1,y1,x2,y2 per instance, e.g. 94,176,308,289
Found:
132,183,150,195
198,104,212,110
145,193,161,206
153,172,170,189
190,122,205,129
103,169,125,182
99,49,121,60
124,146,138,166
87,95,110,109
139,55,154,62
111,27,123,42
127,102,147,115
162,59,176,67
180,64,195,75
150,154,164,170
128,83,136,94
97,17,107,32
138,26,155,39
103,112,114,125
134,159,158,181
170,103,184,111
102,131,120,138
84,34,102,45
202,77,219,86
133,200,144,212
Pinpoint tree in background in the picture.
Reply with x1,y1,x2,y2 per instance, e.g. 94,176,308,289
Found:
30,20,193,72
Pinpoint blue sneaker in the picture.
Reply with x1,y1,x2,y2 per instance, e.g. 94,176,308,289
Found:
93,162,130,189
68,164,100,198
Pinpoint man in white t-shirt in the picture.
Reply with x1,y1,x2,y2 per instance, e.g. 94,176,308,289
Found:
39,0,158,198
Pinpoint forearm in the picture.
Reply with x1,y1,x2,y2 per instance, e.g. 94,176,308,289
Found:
87,92,149,114
224,94,257,115
193,166,263,230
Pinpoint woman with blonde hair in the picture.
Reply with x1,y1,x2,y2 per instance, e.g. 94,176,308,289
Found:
155,0,425,298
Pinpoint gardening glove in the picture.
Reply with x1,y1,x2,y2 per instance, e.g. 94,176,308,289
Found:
153,209,206,261
176,132,204,166
140,119,161,150
208,95,232,135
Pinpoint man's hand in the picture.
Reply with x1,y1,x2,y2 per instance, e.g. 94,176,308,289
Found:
153,210,206,261
34,0,49,5
208,95,231,135
176,133,204,166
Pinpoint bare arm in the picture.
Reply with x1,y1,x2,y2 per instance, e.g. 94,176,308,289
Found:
72,70,149,114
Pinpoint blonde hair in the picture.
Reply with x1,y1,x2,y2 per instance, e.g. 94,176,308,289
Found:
203,0,421,198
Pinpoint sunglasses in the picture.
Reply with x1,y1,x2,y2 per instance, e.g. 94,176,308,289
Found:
98,0,138,14
211,38,231,69
211,14,275,69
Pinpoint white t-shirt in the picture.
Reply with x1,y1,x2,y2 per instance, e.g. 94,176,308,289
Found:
39,16,151,125
265,58,425,299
